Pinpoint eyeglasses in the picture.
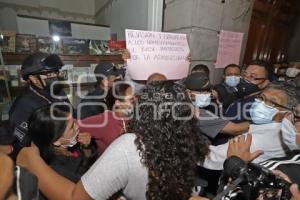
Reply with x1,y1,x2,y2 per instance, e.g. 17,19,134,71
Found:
242,71,266,81
254,95,291,111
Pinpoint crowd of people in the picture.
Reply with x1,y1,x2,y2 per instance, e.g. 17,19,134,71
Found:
0,52,300,200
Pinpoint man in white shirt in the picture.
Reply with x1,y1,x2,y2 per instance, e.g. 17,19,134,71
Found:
203,81,298,170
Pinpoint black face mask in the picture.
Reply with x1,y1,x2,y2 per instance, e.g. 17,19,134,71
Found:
43,77,63,95
236,79,261,98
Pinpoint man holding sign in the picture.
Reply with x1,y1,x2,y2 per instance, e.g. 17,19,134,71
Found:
125,29,190,80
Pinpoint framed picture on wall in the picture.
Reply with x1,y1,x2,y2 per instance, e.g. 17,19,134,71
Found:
0,30,16,52
89,40,109,55
63,38,89,55
15,34,37,53
37,36,63,54
49,20,72,36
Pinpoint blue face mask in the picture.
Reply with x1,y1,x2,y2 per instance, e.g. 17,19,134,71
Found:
250,99,279,124
225,76,240,87
281,118,299,150
193,93,211,108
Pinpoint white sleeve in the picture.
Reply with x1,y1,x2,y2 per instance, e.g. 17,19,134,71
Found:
81,136,130,200
201,143,229,170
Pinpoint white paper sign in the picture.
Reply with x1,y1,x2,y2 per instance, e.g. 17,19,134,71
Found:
215,30,244,68
125,29,190,80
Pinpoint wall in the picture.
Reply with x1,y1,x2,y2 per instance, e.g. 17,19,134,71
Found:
95,0,164,40
164,0,254,84
1,0,163,40
95,5,112,26
0,0,96,31
110,0,148,40
95,0,111,26
0,7,18,31
16,16,110,40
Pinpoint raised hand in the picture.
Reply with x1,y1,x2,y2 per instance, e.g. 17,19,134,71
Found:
227,134,264,162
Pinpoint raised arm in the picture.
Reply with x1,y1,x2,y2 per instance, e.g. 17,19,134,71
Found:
17,135,131,200
16,146,92,200
220,121,250,136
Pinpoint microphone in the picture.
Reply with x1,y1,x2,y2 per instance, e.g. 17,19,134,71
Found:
223,156,247,179
213,156,292,200
213,156,248,200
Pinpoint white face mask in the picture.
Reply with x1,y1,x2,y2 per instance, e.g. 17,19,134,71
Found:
281,118,300,151
286,68,300,78
61,128,79,148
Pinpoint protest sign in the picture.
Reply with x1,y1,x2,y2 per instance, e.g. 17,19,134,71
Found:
125,29,190,80
215,30,244,68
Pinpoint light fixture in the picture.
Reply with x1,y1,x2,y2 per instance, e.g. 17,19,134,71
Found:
52,35,60,42
0,33,4,47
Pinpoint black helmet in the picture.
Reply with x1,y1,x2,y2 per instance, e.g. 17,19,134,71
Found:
21,53,64,80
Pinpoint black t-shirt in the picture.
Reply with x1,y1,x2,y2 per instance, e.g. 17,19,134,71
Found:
79,87,108,119
214,83,239,111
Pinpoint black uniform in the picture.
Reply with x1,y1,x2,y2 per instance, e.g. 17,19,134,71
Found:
214,83,239,111
9,85,71,158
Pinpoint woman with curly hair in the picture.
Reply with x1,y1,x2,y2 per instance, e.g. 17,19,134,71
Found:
16,81,210,200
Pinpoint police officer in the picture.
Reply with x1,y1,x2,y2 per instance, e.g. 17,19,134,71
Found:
9,53,71,157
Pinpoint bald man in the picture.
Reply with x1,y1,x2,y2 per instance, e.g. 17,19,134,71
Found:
147,73,167,84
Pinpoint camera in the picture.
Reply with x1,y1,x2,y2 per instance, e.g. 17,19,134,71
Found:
214,156,292,200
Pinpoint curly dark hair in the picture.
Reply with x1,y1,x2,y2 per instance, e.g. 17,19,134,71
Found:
128,81,209,200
